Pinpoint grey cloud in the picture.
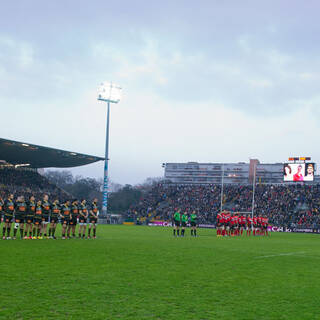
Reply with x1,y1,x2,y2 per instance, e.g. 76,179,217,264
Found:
2,0,320,184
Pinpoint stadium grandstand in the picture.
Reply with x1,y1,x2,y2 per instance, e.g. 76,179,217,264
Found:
163,159,320,184
0,137,104,201
126,180,320,232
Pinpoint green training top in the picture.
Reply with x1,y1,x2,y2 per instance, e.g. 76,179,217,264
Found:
181,214,188,222
173,211,181,221
190,213,197,222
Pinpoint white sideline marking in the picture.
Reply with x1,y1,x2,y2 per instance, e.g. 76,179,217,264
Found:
255,251,306,259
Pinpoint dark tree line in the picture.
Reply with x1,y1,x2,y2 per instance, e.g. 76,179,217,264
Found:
44,170,103,202
108,185,142,213
44,171,162,214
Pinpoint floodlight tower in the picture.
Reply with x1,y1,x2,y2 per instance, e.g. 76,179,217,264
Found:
97,82,122,216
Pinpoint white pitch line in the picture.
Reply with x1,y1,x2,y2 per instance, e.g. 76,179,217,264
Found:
255,251,306,259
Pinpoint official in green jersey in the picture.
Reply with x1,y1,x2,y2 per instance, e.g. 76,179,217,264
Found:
181,211,188,237
173,208,181,237
190,210,197,237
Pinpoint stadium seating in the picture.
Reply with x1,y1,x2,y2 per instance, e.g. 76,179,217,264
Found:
126,183,320,229
0,167,68,201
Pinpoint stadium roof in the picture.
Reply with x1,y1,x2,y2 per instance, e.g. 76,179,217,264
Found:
0,138,104,168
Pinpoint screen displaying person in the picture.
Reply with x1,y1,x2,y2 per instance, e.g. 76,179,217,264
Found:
293,164,304,181
304,163,314,181
284,164,292,181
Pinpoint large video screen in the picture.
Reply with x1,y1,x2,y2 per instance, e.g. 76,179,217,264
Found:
283,163,315,182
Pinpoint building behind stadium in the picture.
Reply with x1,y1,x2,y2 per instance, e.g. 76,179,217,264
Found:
163,159,320,184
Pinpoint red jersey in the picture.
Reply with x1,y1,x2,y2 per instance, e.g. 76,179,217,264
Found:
247,217,253,225
217,213,223,224
253,217,258,225
262,217,268,226
239,216,246,224
225,213,231,224
231,215,238,225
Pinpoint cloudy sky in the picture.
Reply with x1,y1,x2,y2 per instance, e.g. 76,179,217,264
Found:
1,1,320,184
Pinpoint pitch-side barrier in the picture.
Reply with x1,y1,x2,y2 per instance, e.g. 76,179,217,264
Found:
147,222,320,233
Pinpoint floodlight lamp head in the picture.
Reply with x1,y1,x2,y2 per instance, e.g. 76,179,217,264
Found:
97,82,122,104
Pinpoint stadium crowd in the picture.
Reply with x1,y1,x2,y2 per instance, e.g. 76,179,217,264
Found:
0,168,68,201
126,183,320,229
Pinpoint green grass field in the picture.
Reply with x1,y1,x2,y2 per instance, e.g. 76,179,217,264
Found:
1,225,320,320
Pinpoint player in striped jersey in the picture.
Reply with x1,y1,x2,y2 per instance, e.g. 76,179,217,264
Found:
3,194,15,239
33,200,43,239
88,198,99,239
68,200,79,239
25,196,35,239
78,199,88,239
14,196,27,239
41,195,51,239
60,200,71,239
49,199,60,239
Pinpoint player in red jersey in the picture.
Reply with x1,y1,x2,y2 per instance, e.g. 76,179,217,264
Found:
257,214,263,235
239,214,246,236
230,213,238,236
229,213,235,236
216,211,223,237
246,215,253,236
221,211,227,236
224,211,231,236
252,216,258,236
235,213,240,236
235,213,241,236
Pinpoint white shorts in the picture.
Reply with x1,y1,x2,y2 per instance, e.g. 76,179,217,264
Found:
79,222,87,226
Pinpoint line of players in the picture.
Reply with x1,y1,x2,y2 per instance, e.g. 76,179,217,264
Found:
216,211,269,237
0,194,100,240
